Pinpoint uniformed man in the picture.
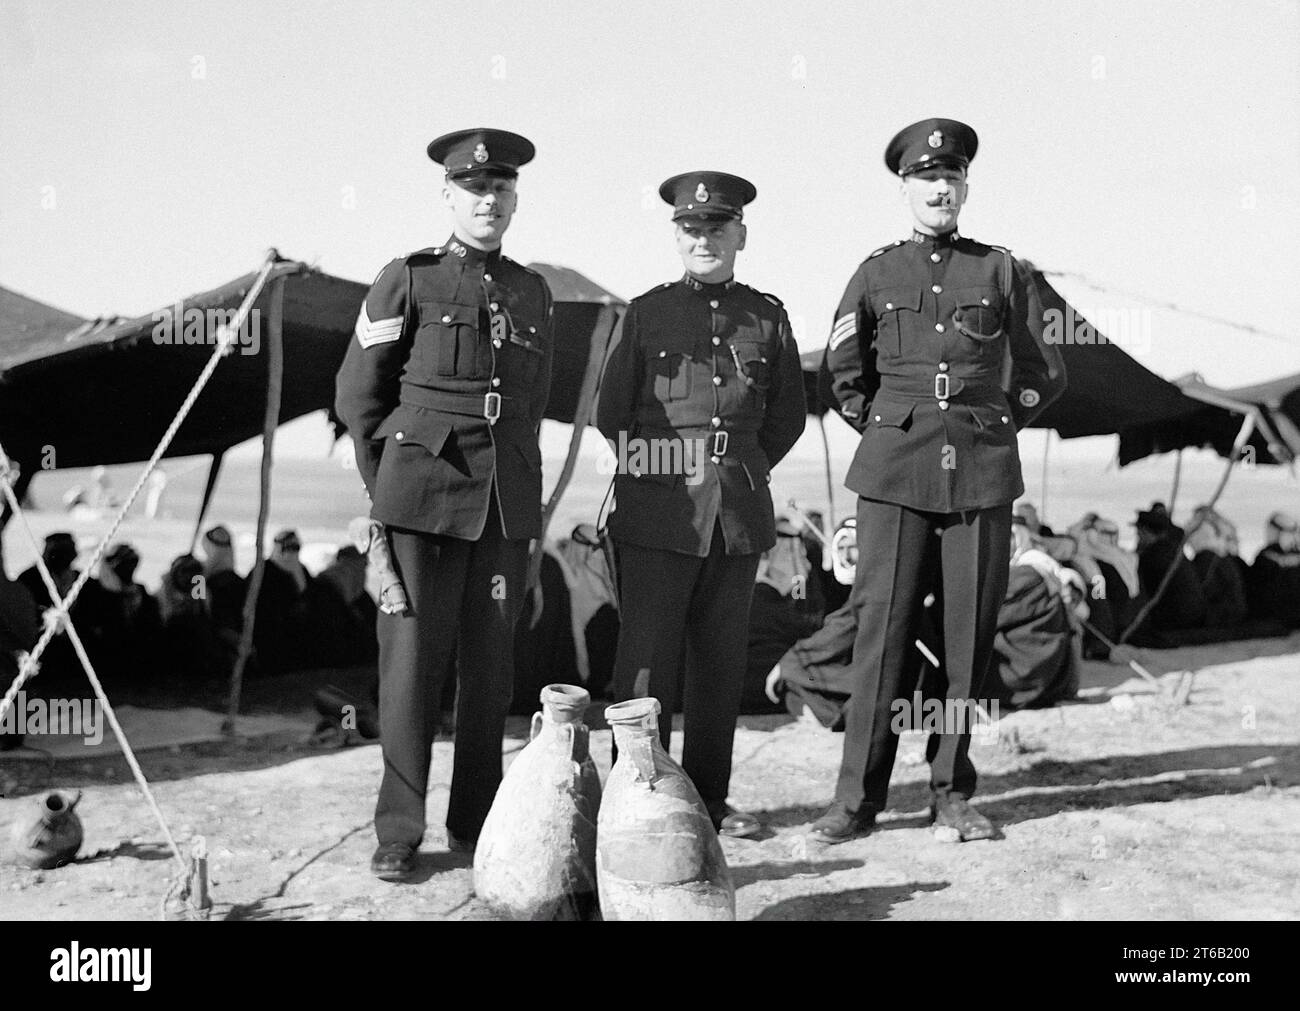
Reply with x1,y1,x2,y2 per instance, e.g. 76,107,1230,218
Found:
812,119,1066,843
334,128,553,880
596,171,806,838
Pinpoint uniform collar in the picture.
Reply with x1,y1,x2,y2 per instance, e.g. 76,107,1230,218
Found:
681,273,738,296
441,235,503,267
910,228,960,247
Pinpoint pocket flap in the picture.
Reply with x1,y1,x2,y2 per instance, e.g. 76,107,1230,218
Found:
373,405,453,453
868,399,916,429
952,287,1004,341
872,287,922,314
953,287,1002,309
418,302,477,329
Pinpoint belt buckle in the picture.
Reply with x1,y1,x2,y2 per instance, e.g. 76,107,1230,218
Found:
934,373,950,401
483,392,502,424
711,430,729,457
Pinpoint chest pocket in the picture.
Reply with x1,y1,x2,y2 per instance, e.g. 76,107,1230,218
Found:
731,340,772,408
497,318,545,388
645,336,694,402
870,287,922,357
416,302,481,377
952,287,1005,342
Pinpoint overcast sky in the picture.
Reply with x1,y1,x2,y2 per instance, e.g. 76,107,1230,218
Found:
3,0,1298,393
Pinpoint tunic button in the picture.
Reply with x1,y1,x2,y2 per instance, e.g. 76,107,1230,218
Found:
491,377,501,388
712,375,722,386
709,299,719,309
489,302,499,311
711,336,721,346
659,350,667,357
711,455,721,464
981,297,991,306
935,323,945,333
874,415,882,422
1001,415,1009,424
395,431,404,441
483,273,492,282
938,361,949,371
938,401,950,411
529,326,536,333
885,302,894,310
932,285,942,293
441,314,452,323
492,339,502,349
711,416,721,427
930,252,941,263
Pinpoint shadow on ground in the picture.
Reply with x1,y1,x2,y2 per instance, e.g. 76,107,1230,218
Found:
758,743,1297,832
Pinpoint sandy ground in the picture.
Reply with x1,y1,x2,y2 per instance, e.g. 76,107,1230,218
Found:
2,636,1298,921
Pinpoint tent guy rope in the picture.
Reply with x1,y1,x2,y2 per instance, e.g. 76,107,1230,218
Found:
0,249,295,895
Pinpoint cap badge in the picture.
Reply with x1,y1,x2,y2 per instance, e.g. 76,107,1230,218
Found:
1019,389,1041,408
928,130,944,149
695,183,710,203
473,143,489,164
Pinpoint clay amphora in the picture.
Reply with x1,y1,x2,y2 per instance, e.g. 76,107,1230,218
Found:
473,684,601,919
597,698,735,921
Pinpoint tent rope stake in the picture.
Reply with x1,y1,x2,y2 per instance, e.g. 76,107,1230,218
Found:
0,249,296,891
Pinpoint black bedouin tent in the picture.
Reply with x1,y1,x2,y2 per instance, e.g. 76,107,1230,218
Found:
1118,371,1300,467
6,257,1291,515
0,256,622,538
3,253,1295,710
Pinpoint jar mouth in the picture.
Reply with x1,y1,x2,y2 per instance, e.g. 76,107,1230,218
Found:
604,697,661,727
540,683,591,715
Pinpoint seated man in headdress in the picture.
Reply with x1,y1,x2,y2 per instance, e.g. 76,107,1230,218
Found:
1130,502,1207,641
1186,505,1249,630
93,542,162,683
1248,511,1300,627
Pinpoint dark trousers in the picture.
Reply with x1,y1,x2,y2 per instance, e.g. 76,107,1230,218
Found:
375,502,528,847
836,498,1011,811
611,526,759,808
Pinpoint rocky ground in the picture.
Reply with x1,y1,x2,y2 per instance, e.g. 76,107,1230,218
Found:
2,638,1298,921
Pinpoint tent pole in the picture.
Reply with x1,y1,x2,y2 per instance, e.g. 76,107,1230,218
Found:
818,413,836,530
1118,414,1255,645
526,303,619,595
223,275,285,734
1167,449,1183,516
0,461,33,572
190,451,225,554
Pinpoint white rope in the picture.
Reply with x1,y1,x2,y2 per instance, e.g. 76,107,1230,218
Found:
1039,268,1297,346
0,252,287,710
0,249,297,879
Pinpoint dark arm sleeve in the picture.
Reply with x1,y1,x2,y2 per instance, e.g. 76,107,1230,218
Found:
822,262,878,433
759,307,808,467
1006,257,1067,429
334,258,411,498
595,301,640,443
532,279,555,430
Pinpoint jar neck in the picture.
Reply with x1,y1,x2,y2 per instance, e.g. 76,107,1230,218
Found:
539,684,590,725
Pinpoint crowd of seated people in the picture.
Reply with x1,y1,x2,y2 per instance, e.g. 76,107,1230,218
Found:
0,526,380,698
754,509,1085,725
1119,502,1297,646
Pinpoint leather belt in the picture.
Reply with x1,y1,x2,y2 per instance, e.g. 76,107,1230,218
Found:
400,385,524,423
878,374,1002,403
636,426,758,465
